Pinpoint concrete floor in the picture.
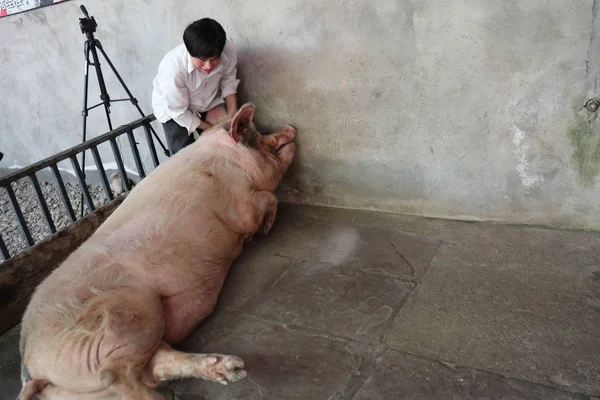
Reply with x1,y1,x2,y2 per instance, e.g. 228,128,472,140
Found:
1,204,600,399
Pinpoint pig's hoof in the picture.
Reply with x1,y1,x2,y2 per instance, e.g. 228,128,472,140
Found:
263,221,274,235
258,212,276,236
244,234,255,245
258,220,273,236
201,354,247,385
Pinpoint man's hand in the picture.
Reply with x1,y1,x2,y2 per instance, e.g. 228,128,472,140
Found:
225,94,238,118
198,119,212,131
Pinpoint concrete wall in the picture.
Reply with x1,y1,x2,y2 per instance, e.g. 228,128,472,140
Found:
1,0,599,229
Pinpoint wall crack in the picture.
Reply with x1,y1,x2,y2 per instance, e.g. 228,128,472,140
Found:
587,0,600,93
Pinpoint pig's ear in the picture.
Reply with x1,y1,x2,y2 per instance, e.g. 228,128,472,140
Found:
229,103,256,143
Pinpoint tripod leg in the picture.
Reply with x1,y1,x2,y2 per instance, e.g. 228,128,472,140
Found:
80,42,92,219
95,43,170,156
95,43,141,113
89,42,113,132
82,43,91,143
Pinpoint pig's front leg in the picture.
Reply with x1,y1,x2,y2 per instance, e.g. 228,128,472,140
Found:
226,190,278,236
253,190,278,235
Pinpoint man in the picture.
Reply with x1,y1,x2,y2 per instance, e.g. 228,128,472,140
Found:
152,18,240,154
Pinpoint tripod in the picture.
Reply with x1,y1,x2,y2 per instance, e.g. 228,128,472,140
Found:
78,5,170,216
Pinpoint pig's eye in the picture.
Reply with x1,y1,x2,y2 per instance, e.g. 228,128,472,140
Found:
245,134,259,149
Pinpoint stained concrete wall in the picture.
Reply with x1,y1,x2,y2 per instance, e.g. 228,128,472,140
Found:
1,0,599,229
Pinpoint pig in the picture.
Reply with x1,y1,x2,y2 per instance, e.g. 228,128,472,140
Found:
17,103,297,400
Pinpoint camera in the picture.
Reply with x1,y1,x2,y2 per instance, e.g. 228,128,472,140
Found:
79,5,97,35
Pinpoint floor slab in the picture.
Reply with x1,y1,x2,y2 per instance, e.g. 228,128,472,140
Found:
244,260,413,344
353,349,595,400
0,325,22,400
273,218,441,281
385,236,600,396
171,315,372,400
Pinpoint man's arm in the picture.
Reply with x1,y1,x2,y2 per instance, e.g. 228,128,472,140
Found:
197,119,212,131
220,41,241,118
225,94,237,118
157,65,203,134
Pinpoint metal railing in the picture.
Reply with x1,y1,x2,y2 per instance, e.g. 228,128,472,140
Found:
0,114,162,262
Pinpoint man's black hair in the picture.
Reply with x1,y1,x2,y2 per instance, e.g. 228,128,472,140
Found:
183,18,227,60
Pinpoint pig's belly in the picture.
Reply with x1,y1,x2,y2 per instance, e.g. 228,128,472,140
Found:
159,266,231,343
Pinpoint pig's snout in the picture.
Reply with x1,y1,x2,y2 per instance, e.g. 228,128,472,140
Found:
283,125,297,140
274,125,297,154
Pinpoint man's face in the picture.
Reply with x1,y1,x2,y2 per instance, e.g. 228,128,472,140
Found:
192,56,221,74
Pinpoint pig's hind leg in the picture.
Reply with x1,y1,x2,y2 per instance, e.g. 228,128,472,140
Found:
66,288,168,399
147,343,247,386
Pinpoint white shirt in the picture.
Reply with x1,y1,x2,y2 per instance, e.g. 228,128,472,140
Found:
151,40,240,134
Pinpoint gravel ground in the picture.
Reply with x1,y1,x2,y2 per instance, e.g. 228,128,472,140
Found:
0,179,112,261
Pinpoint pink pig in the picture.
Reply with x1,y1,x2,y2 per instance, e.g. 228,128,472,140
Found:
17,104,297,400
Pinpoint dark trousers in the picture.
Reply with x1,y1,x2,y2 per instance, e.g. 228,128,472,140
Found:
162,119,201,155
